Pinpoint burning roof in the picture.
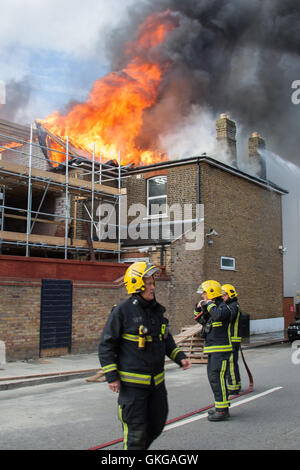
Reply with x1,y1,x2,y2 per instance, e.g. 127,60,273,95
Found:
38,10,178,167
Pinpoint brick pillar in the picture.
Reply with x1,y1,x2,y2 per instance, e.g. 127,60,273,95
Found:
248,132,266,179
216,113,237,166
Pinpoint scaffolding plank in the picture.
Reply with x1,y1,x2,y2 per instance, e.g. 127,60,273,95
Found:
0,160,126,196
3,213,65,225
0,230,119,251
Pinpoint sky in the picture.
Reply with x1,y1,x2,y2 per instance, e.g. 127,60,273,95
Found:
0,0,136,122
0,0,299,170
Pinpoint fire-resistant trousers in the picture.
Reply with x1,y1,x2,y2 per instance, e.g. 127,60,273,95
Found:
227,342,241,393
207,352,231,411
118,381,168,450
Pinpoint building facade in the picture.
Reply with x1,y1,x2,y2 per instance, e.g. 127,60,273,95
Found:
0,116,288,360
122,154,286,335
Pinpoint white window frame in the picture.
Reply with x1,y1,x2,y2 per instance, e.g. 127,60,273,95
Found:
220,256,236,271
146,176,167,219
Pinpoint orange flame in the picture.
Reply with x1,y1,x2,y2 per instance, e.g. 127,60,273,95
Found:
40,11,178,166
0,141,24,151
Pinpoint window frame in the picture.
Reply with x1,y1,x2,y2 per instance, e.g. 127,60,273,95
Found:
220,256,236,271
146,176,167,219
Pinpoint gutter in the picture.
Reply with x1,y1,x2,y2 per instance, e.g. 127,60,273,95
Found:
127,155,288,195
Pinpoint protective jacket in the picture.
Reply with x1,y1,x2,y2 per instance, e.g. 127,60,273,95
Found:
99,294,186,388
194,297,232,354
227,298,242,343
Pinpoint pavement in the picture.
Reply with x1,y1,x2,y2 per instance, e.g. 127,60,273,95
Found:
0,331,289,392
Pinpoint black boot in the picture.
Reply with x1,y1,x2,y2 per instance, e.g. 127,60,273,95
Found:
207,409,230,421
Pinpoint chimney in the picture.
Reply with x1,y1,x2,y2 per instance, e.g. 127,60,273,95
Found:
248,132,266,179
216,113,237,166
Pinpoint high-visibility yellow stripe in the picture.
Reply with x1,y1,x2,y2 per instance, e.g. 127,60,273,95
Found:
118,370,151,385
154,371,165,386
122,334,152,342
118,405,128,450
170,347,181,361
203,345,232,353
229,352,236,386
234,310,241,339
215,400,230,408
212,322,223,327
118,370,165,386
102,363,117,373
227,383,241,391
231,336,242,342
220,359,228,407
207,303,216,313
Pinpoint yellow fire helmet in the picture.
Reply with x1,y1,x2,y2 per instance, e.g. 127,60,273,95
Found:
222,284,238,299
197,280,223,299
124,261,161,294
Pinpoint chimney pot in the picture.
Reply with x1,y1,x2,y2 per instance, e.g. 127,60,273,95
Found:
248,133,266,179
216,113,237,167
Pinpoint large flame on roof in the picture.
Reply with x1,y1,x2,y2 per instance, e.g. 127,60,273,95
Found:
40,11,178,166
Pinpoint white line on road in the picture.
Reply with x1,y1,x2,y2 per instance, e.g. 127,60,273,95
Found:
164,387,283,432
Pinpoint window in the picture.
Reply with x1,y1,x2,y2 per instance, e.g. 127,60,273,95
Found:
147,176,167,217
220,256,235,270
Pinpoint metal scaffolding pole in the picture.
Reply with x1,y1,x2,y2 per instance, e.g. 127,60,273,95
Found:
91,144,95,242
0,128,127,259
26,124,33,256
64,137,69,260
0,186,5,231
118,150,121,263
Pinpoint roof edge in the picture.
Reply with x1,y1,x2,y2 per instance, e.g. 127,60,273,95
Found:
127,155,288,195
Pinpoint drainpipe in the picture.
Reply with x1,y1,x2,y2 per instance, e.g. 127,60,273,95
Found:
197,157,201,205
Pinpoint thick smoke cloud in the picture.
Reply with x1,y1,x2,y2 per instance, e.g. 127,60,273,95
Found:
0,77,32,123
108,0,300,166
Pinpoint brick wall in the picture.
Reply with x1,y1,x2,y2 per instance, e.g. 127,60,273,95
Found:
125,159,284,330
200,161,283,320
0,278,172,361
71,284,125,354
0,280,41,360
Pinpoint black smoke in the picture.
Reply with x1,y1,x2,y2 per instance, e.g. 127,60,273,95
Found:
0,76,32,123
107,0,300,166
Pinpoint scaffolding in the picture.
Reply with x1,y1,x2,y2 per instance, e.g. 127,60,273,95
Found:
0,121,129,262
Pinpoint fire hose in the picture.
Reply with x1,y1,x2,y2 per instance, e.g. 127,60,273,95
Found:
88,347,253,450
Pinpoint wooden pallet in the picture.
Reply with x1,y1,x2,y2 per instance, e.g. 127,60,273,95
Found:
174,324,208,364
85,370,106,383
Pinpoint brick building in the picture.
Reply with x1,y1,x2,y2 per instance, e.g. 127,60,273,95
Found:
121,114,287,335
0,115,287,361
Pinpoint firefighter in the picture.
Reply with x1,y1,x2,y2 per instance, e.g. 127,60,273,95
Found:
222,284,242,394
98,261,191,450
194,280,232,421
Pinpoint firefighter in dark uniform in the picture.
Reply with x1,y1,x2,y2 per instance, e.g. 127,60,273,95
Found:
194,280,232,421
222,284,242,394
99,261,191,450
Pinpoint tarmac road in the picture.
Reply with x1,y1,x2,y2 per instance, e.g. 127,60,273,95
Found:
0,343,299,451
